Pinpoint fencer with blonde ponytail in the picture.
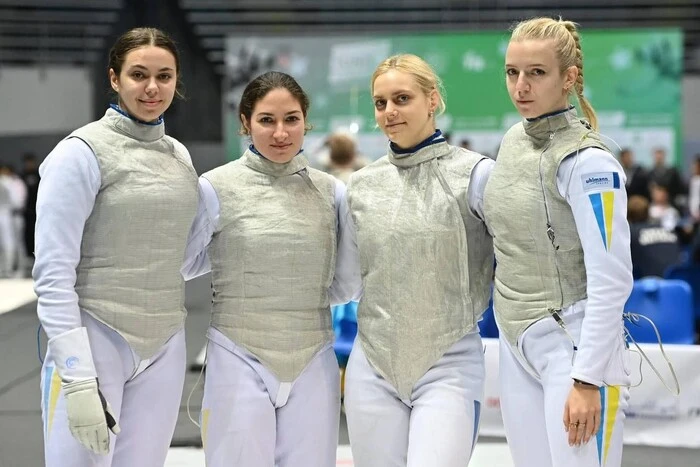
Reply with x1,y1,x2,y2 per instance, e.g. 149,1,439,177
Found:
511,17,598,130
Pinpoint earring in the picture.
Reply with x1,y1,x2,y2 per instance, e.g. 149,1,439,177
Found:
428,111,434,117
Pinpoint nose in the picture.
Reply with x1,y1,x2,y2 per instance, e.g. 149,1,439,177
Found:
145,77,158,95
385,102,398,119
515,72,529,94
273,122,288,140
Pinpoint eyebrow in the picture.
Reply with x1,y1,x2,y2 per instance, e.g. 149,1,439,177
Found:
505,63,548,68
129,64,175,72
372,89,413,99
256,110,302,116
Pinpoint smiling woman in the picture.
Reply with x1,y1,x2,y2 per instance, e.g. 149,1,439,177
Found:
180,71,361,466
107,27,184,123
344,54,495,467
34,27,199,467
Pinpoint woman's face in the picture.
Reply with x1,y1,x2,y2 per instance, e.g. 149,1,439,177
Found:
372,69,437,149
505,39,577,119
242,88,305,163
110,45,177,122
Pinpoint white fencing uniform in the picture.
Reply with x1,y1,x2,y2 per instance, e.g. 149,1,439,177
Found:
483,108,633,467
35,106,198,466
182,148,361,467
344,131,494,467
0,179,13,276
8,174,28,274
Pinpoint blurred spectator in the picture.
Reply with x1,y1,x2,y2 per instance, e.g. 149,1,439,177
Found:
321,133,366,184
459,139,472,151
21,153,39,258
0,166,15,277
628,195,682,278
649,183,680,231
688,155,700,222
619,148,650,200
649,147,684,206
2,165,28,275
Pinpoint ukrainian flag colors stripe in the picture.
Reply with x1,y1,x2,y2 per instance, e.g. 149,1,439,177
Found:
589,192,615,251
602,191,615,251
43,367,62,438
596,386,620,465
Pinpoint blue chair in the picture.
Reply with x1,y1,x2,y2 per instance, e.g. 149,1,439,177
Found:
624,278,694,344
664,264,700,322
332,301,358,367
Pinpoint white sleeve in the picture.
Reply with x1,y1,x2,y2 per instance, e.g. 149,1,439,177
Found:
467,157,495,221
34,138,101,340
181,177,218,280
556,147,633,386
328,179,363,305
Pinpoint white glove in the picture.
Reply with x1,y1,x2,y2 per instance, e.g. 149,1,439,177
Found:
47,327,120,454
62,378,121,455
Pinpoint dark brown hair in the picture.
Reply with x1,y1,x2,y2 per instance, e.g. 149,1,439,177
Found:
108,27,184,99
238,71,312,135
328,133,356,166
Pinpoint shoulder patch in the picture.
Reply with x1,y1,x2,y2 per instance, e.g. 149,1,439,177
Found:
581,172,620,192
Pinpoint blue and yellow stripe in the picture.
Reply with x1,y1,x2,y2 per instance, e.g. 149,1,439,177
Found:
589,191,615,251
42,366,62,439
596,386,620,465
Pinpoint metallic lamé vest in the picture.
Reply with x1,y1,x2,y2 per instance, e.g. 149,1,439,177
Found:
203,150,337,382
347,141,493,400
70,108,199,359
483,108,611,347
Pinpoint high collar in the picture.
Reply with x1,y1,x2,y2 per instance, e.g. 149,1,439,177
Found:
388,130,449,168
242,146,308,177
523,106,581,140
103,106,165,142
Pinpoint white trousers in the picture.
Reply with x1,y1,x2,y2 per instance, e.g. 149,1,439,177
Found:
41,312,186,467
201,327,340,467
344,331,485,467
499,310,629,467
0,211,14,274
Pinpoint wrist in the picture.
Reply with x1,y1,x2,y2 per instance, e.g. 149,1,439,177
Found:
573,378,599,389
47,327,98,382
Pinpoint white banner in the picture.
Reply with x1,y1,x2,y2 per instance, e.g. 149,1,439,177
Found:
480,338,700,448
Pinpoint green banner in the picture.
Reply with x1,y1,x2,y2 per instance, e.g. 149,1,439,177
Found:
224,29,682,166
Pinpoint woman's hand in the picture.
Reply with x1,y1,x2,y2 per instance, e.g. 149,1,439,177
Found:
563,382,601,446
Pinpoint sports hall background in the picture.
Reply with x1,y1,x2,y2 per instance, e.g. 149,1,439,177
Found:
1,1,699,466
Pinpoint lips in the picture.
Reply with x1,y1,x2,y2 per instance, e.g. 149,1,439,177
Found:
140,99,161,107
271,143,292,150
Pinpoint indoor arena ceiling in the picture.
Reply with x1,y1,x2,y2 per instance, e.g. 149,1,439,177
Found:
0,0,699,74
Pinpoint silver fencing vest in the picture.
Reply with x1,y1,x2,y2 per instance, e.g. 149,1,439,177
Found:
203,149,337,382
347,141,493,400
70,108,199,359
483,108,612,347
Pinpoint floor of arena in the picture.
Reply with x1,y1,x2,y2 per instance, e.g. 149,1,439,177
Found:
0,276,696,466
